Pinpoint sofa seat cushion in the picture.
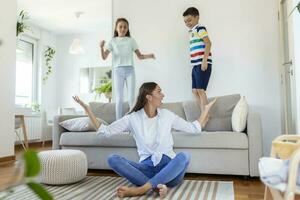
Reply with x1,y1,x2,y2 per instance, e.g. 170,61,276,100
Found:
60,132,137,147
60,131,248,149
173,131,248,149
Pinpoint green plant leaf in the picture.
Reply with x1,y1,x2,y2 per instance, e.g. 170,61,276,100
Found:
23,150,40,177
27,182,53,200
288,2,300,17
93,81,112,94
43,46,55,84
17,10,30,36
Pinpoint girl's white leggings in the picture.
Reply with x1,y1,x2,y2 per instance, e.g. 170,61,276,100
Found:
114,66,135,119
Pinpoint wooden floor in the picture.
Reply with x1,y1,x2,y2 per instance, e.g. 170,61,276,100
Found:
0,142,266,200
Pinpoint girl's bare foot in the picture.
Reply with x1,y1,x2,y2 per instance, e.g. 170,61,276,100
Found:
157,184,168,199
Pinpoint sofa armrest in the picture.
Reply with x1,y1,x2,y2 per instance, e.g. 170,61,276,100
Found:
247,112,263,177
52,115,87,149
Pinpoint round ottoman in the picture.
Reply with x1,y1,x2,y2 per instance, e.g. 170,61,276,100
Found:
38,149,87,185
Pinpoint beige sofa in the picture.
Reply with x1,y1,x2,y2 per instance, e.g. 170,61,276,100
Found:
52,94,263,177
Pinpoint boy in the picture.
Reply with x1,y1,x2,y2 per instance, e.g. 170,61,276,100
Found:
183,7,212,112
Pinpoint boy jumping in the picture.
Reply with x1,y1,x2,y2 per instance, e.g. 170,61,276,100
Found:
183,7,212,112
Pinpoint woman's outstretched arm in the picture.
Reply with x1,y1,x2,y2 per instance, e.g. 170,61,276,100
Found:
73,96,101,129
171,98,217,133
197,98,217,128
73,96,131,136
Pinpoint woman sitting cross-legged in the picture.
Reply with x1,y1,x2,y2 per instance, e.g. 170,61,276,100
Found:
73,82,216,198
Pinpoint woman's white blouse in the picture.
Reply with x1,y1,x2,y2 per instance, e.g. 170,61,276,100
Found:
97,108,202,166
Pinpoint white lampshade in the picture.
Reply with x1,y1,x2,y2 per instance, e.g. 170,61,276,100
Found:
69,38,85,54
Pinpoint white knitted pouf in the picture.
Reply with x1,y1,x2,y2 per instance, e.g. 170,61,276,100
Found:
38,150,87,185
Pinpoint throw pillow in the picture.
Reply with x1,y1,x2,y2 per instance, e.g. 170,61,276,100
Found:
59,117,108,132
231,96,248,132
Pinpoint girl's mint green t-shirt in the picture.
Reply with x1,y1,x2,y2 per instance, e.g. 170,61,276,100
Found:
107,37,138,67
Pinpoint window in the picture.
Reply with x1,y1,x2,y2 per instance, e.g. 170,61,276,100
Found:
15,37,38,107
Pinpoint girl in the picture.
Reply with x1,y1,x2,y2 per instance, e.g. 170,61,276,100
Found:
100,18,155,119
73,82,216,198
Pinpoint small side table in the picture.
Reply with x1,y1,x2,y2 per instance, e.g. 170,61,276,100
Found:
15,115,29,149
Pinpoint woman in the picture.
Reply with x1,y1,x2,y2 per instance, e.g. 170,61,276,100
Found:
73,82,216,198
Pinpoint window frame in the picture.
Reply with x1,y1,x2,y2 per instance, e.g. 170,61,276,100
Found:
15,35,39,108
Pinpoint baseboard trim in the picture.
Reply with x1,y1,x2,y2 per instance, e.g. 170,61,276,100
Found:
14,140,52,149
0,155,15,163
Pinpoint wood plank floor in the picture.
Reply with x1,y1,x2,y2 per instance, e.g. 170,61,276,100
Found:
0,142,267,200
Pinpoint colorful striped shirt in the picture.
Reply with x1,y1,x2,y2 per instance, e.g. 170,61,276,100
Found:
189,24,212,66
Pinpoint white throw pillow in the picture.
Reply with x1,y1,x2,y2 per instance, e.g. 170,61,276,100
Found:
231,96,248,132
59,117,108,132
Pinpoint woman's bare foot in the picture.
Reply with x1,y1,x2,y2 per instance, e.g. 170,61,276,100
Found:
117,186,137,198
116,183,151,198
157,184,168,199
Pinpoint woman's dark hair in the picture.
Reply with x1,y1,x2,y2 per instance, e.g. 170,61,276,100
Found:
114,18,131,37
183,7,199,17
129,82,158,113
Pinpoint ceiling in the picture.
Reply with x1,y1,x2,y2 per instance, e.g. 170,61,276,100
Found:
17,0,112,34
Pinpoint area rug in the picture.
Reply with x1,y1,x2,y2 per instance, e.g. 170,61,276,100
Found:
2,176,234,200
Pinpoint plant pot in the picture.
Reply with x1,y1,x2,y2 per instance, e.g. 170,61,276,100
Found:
104,92,112,102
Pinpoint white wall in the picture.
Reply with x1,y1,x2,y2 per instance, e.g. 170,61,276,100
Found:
39,29,57,141
113,0,282,155
0,0,17,158
56,28,112,108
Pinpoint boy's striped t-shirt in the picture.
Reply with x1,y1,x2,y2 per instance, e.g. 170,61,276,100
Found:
189,24,212,66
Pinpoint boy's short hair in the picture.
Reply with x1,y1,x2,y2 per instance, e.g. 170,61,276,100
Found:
183,7,199,17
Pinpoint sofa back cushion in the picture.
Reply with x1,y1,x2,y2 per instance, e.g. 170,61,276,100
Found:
161,102,186,119
89,102,130,124
183,94,241,131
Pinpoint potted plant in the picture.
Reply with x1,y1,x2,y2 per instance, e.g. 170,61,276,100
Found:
42,46,56,83
93,81,112,102
31,102,41,113
16,10,30,36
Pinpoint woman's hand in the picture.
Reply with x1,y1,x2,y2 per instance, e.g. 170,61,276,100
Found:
198,98,217,128
72,96,101,129
72,96,89,110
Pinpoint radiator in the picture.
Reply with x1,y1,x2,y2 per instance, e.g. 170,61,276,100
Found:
15,115,42,141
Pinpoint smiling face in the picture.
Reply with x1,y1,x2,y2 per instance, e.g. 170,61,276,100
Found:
146,85,165,108
116,21,129,37
184,15,199,29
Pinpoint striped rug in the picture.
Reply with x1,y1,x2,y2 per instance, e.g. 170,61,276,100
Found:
2,176,234,200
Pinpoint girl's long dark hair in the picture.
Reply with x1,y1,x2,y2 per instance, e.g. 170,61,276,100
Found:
114,18,131,37
129,82,158,113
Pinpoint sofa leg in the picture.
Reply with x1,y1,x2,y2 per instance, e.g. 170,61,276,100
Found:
242,175,250,180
